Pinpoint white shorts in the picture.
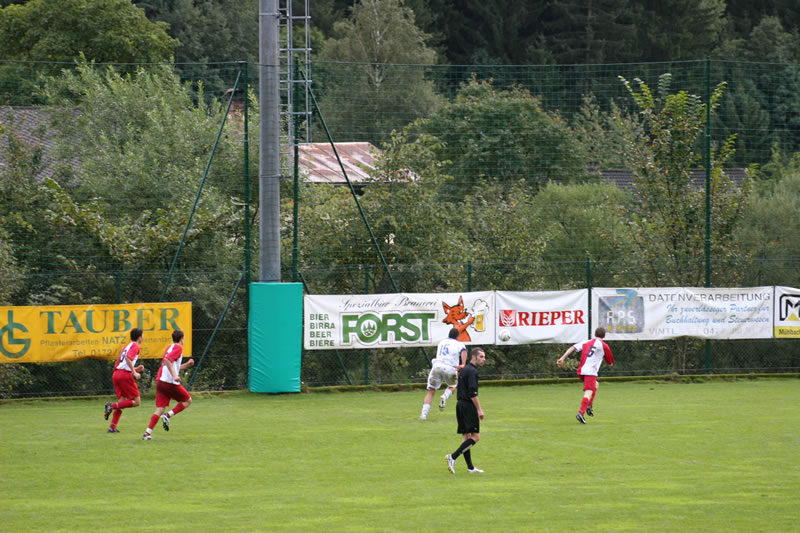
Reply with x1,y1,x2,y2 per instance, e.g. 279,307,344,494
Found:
426,362,457,390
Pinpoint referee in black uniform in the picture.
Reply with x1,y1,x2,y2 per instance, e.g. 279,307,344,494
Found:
446,347,486,474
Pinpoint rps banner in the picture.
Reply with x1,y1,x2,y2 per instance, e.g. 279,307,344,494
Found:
0,302,192,363
593,287,772,340
774,286,800,338
495,290,588,345
304,292,494,349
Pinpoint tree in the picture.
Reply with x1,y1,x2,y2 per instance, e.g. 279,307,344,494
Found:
433,0,546,65
0,0,177,63
715,17,800,160
132,0,259,64
735,153,800,287
618,73,749,287
409,76,584,199
538,0,638,64
315,0,441,146
631,0,726,62
37,62,247,305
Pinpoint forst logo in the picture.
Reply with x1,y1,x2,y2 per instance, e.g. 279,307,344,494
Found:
341,312,436,345
0,311,31,359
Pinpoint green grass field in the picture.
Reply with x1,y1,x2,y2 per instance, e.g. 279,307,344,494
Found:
1,379,798,532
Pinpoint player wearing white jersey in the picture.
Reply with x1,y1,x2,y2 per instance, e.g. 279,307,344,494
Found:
557,327,615,424
142,330,194,440
419,328,467,420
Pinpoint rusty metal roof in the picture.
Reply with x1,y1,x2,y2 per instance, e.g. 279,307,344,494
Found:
297,142,378,184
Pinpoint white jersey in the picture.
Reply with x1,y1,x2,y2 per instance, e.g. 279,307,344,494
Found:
433,337,466,368
158,343,184,385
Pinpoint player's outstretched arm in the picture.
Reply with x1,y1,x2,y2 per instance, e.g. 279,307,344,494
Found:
557,346,575,367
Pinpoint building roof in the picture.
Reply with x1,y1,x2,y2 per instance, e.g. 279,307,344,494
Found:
0,106,63,181
596,168,748,191
297,142,378,184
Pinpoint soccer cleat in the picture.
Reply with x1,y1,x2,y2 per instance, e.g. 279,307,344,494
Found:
161,414,170,431
586,405,594,417
142,433,152,440
439,395,447,411
104,402,112,420
468,467,484,473
576,412,586,424
418,415,427,421
446,454,456,474
107,428,120,433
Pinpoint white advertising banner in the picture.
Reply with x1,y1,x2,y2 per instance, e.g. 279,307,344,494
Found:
304,292,495,350
593,287,773,340
774,286,800,338
495,290,589,345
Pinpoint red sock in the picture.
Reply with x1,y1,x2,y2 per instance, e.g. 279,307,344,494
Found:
579,397,590,415
589,391,596,407
113,399,135,409
110,409,122,429
170,403,187,417
147,414,160,431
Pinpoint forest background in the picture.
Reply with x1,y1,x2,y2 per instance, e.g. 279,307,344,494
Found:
1,0,800,396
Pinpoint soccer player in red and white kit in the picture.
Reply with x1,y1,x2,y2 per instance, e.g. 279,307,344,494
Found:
142,329,194,440
557,327,614,424
104,328,145,433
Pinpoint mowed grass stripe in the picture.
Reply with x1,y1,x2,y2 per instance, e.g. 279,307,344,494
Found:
0,379,797,532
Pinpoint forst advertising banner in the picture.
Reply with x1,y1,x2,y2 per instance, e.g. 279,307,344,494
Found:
593,287,773,340
774,286,800,338
0,302,192,363
304,292,494,349
495,290,588,345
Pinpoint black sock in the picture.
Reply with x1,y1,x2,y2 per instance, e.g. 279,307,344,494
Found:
464,449,474,470
451,438,475,459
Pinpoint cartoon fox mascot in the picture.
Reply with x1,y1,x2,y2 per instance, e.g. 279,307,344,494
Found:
442,296,474,342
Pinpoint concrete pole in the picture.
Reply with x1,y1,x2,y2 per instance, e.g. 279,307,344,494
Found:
259,0,281,282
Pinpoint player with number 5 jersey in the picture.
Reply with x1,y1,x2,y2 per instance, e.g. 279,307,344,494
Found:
557,327,614,424
142,329,194,440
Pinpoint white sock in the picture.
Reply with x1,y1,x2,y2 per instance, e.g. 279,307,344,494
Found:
146,427,152,435
167,410,174,417
421,404,431,417
441,389,452,401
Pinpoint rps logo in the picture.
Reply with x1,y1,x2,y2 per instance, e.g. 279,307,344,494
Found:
598,289,644,334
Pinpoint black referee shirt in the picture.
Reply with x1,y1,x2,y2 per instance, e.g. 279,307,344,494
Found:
457,362,479,401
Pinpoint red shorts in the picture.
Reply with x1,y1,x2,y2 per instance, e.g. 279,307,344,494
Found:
155,380,191,408
580,374,598,393
112,369,139,399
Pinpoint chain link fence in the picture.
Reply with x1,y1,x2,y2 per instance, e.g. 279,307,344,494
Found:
2,58,800,397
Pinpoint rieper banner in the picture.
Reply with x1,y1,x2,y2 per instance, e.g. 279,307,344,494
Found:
495,290,589,345
592,287,773,340
304,292,494,349
0,302,192,363
774,286,800,338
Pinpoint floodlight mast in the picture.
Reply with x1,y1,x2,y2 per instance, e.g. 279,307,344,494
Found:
259,0,281,282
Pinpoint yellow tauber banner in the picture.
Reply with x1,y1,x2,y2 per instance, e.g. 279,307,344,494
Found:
0,302,192,363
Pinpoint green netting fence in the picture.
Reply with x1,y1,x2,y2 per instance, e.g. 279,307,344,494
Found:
2,58,800,397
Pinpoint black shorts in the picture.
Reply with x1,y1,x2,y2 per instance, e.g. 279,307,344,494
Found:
456,399,479,434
